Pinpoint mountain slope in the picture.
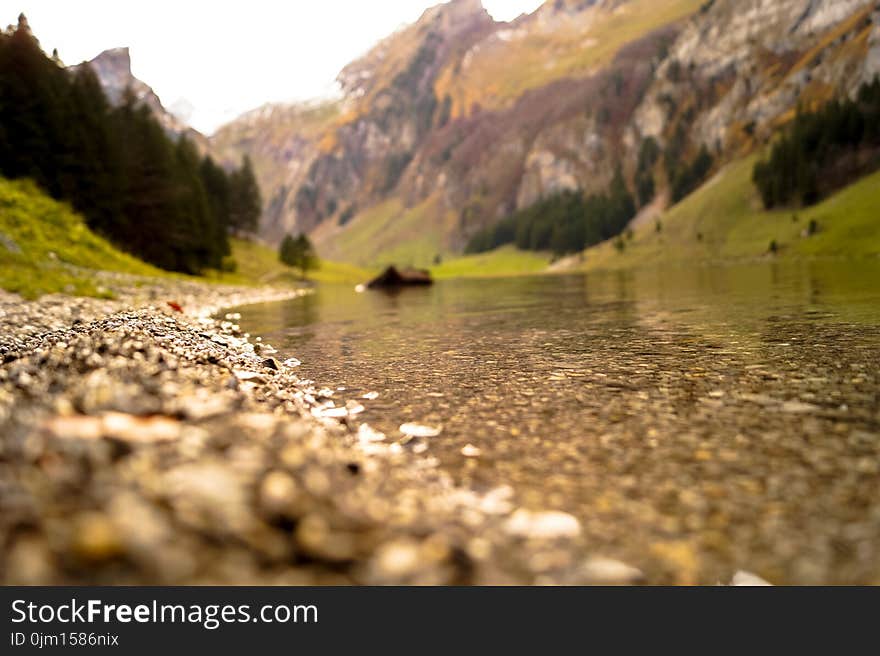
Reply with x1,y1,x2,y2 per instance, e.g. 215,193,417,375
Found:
576,154,880,271
214,0,880,268
434,0,703,117
0,177,161,298
211,101,342,243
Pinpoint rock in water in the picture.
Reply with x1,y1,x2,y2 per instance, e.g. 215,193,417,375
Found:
366,266,433,289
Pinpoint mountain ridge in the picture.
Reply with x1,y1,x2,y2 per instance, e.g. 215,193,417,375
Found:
210,0,880,266
73,47,210,153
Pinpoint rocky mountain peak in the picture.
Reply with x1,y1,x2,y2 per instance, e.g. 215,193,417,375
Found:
72,48,208,151
80,47,141,106
338,0,496,100
436,0,491,23
90,46,131,71
87,47,133,89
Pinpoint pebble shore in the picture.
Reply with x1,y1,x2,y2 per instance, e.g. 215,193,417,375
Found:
0,279,653,585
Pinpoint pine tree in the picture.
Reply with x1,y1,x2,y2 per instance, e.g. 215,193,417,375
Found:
199,156,233,255
229,155,261,234
753,78,880,208
279,233,319,278
279,234,298,268
0,20,238,273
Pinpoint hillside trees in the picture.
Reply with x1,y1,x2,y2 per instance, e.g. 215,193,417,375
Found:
228,155,262,234
466,167,637,256
752,78,880,209
0,17,261,273
670,144,713,203
635,137,660,206
279,233,319,278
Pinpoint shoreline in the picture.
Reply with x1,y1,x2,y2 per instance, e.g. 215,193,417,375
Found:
0,278,641,585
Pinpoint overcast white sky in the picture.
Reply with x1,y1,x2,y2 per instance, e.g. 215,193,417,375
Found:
9,1,544,134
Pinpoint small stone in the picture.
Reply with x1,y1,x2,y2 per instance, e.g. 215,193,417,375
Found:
43,414,103,440
781,401,819,414
581,557,644,584
233,369,264,382
5,535,53,584
262,358,279,370
346,401,365,415
373,540,422,578
101,412,181,443
295,515,356,562
72,513,124,562
311,405,348,419
731,570,773,586
504,509,581,539
357,423,386,443
259,471,300,515
399,422,442,438
461,444,482,457
478,486,515,515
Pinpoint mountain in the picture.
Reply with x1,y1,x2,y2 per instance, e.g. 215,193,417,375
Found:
211,100,343,242
212,0,880,266
74,47,209,152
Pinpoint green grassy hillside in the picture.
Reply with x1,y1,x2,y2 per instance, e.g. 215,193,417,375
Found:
431,246,552,279
579,156,880,272
315,198,446,269
0,177,164,298
220,238,372,286
0,176,371,299
320,156,878,280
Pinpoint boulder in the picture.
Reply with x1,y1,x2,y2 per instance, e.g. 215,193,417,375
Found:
366,266,433,289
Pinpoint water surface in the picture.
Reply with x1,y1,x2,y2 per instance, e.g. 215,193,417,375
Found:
234,260,880,584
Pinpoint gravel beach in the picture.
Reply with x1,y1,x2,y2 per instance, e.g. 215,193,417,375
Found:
0,277,632,586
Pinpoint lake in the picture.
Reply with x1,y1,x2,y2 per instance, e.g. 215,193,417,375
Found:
233,260,880,584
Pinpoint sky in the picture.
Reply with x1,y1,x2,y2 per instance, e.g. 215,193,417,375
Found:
9,1,544,134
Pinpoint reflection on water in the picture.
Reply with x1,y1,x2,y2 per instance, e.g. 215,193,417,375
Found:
233,260,880,584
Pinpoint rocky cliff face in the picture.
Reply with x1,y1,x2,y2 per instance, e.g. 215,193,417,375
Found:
74,48,209,151
212,0,880,264
630,0,880,157
211,101,342,243
291,0,496,238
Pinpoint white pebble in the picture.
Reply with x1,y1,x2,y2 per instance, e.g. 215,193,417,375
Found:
399,422,442,438
504,509,581,539
461,444,482,457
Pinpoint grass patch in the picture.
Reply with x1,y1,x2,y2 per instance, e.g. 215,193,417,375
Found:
216,237,372,285
431,245,551,279
0,177,369,299
0,177,164,298
319,197,448,268
579,156,880,271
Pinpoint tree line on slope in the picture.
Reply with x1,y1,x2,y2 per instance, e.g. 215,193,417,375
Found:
0,15,262,274
753,77,880,209
465,168,636,256
464,122,719,258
